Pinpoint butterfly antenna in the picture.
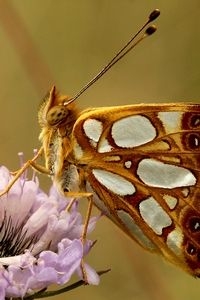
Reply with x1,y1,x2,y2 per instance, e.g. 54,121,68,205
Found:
66,9,160,105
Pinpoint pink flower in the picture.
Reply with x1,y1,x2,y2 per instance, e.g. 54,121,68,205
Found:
0,165,99,299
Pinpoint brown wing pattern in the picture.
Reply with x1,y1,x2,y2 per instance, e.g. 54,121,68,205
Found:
72,103,200,276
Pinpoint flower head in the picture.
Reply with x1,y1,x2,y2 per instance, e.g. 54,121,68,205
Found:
0,164,100,299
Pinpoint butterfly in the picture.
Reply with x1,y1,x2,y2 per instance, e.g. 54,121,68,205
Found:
2,8,200,277
38,85,200,277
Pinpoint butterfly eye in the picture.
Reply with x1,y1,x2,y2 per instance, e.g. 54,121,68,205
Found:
46,106,69,126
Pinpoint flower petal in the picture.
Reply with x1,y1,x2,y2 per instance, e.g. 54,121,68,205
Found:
0,164,99,298
77,262,100,285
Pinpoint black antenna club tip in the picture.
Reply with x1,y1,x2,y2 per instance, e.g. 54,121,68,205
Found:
145,25,157,35
149,9,160,22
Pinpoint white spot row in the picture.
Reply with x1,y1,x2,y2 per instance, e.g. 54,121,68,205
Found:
87,182,157,251
83,115,157,152
86,177,183,257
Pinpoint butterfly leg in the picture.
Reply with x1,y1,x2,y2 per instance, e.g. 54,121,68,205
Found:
80,194,93,284
0,147,50,197
78,169,95,283
64,189,94,284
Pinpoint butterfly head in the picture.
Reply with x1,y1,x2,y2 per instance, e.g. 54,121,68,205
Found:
38,86,79,129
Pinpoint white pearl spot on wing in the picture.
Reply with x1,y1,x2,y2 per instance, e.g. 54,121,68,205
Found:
163,195,178,210
89,140,97,148
92,169,136,196
181,188,190,197
124,161,132,168
73,139,83,159
86,182,111,217
111,115,156,148
194,136,199,147
137,158,196,188
166,228,183,256
117,210,157,250
158,111,182,133
193,117,200,127
83,119,103,142
98,138,113,153
139,196,172,235
103,156,121,162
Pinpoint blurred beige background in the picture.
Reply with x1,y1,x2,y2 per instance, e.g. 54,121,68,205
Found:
0,1,200,299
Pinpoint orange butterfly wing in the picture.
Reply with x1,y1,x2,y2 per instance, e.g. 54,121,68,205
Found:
71,103,200,276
